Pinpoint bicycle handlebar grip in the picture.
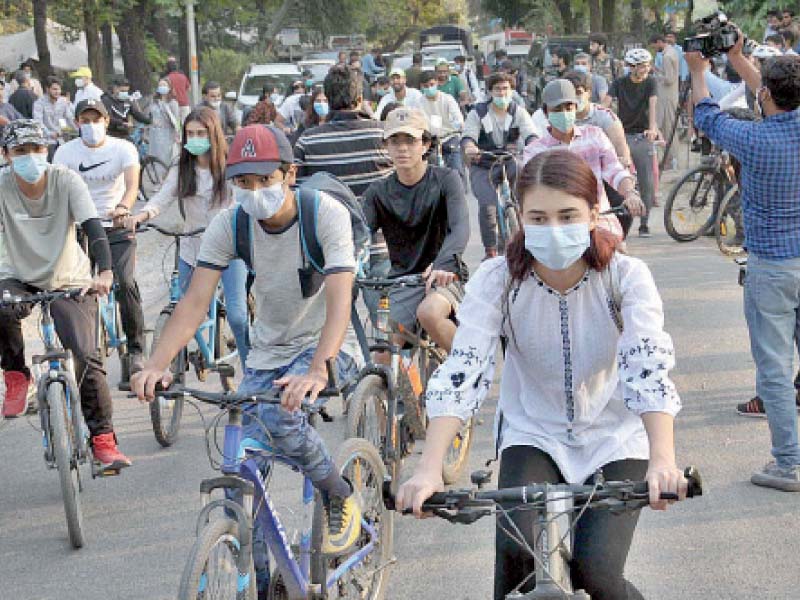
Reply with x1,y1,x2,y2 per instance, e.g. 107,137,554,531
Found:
632,466,703,499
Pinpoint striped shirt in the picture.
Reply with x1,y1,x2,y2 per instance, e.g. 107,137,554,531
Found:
294,110,393,198
522,125,632,237
694,97,800,260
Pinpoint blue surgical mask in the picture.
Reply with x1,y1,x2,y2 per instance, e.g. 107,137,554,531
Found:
305,79,315,87
423,86,438,98
270,93,281,104
117,91,130,101
492,95,511,109
574,65,589,73
547,110,577,133
235,182,285,220
376,88,389,97
313,101,329,117
157,85,170,96
80,122,106,146
524,223,591,271
184,137,211,156
10,152,48,183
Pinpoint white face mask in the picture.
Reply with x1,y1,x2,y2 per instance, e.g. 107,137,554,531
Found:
235,182,285,220
210,99,222,109
80,122,106,146
524,223,591,271
74,78,85,88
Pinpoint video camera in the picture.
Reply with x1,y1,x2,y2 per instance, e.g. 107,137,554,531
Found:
682,11,752,57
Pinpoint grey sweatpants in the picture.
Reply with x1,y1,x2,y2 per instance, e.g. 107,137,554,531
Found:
627,135,656,229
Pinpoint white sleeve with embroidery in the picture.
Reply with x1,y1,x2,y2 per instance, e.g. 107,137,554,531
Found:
425,258,507,423
615,256,682,417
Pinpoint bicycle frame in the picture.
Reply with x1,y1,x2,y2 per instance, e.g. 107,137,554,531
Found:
199,407,379,598
97,286,126,353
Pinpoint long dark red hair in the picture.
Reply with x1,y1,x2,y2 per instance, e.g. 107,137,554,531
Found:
506,149,619,284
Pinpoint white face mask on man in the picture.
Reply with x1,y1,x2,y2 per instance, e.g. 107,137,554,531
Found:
235,182,285,220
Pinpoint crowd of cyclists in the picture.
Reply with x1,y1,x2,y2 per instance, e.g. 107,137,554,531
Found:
2,8,800,597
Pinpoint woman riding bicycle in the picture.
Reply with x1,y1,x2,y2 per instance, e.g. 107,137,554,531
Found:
127,107,249,367
398,149,688,600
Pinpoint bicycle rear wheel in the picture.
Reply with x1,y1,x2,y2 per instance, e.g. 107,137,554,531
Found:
715,184,745,256
48,381,85,548
664,164,724,242
311,438,391,600
177,517,256,600
139,155,169,202
149,311,185,447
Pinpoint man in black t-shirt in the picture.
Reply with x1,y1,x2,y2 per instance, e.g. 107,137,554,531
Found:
604,48,660,237
8,71,36,119
362,107,469,352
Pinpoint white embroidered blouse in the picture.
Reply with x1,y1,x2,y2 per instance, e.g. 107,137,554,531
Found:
426,254,681,484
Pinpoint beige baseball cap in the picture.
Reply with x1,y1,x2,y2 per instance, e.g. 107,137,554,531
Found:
383,107,430,139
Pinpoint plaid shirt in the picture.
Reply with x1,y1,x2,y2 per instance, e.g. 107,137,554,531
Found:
523,124,632,237
694,98,800,260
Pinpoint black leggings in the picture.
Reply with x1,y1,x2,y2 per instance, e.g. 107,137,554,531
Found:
494,446,647,600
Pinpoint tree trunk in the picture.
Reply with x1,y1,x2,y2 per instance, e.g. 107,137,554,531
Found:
589,0,602,33
100,22,114,78
83,0,104,89
146,7,171,52
630,0,644,37
602,0,616,33
263,0,296,53
32,0,51,80
555,0,573,34
117,0,152,94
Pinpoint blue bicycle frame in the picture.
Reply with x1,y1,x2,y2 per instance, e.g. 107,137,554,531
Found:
97,285,125,352
206,411,379,598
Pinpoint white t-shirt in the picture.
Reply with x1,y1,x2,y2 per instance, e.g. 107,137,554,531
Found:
73,82,104,108
53,135,139,219
278,93,305,127
375,87,424,118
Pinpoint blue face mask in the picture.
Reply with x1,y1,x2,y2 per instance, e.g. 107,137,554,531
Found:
524,223,591,271
305,79,314,87
492,94,512,109
117,91,130,101
376,88,389,97
313,102,329,117
573,65,589,73
422,86,438,98
11,152,48,183
547,109,577,133
184,137,211,156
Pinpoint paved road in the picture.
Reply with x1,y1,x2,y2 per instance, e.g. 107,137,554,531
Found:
1,170,797,599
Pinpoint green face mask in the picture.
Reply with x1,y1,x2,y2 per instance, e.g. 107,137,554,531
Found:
184,137,211,156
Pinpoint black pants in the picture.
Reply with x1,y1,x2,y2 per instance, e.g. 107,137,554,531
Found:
0,279,113,436
494,446,647,600
107,228,145,355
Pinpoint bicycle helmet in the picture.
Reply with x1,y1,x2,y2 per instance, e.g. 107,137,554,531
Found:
752,45,783,59
624,47,652,65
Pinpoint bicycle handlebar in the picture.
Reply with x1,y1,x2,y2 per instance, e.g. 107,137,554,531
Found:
355,274,427,290
0,288,86,306
141,223,206,238
152,386,340,412
385,466,702,523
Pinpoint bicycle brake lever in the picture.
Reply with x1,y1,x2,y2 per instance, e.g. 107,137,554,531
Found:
435,507,492,525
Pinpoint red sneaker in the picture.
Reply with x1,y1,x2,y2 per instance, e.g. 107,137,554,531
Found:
2,371,30,418
91,432,132,470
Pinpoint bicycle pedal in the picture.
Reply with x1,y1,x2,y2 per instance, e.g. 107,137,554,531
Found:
216,363,235,378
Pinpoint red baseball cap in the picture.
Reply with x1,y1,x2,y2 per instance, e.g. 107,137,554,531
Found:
226,124,294,179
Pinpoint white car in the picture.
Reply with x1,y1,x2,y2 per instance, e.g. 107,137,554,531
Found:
297,59,335,85
235,63,302,123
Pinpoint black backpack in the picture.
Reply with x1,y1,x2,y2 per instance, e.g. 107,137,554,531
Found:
231,171,370,298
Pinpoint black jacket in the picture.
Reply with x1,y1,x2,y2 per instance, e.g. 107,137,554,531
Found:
101,93,151,138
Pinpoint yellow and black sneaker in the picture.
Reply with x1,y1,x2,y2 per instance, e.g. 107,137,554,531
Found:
322,486,363,556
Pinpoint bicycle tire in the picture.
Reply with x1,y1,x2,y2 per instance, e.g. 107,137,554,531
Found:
715,184,746,257
442,417,475,485
177,517,256,600
48,381,85,549
116,300,131,383
345,374,388,458
310,438,391,600
663,164,724,242
266,573,288,599
138,155,169,202
149,311,185,447
214,300,236,392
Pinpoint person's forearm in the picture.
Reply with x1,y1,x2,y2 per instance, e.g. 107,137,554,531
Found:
601,95,613,108
648,97,658,131
690,69,711,106
309,273,354,377
616,176,636,195
607,123,632,166
641,412,677,467
120,167,141,210
728,53,762,94
416,416,464,474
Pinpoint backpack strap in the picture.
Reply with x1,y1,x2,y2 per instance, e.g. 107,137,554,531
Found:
232,205,255,293
297,187,325,273
601,256,623,333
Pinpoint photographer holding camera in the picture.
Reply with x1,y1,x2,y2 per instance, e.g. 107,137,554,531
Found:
686,27,800,492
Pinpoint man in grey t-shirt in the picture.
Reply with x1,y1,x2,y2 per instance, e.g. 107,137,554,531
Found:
131,125,363,593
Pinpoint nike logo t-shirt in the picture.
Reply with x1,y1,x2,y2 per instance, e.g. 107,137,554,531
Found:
53,135,139,220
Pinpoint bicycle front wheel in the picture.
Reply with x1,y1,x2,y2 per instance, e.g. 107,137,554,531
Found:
48,381,85,548
715,184,745,256
664,164,724,242
442,417,475,485
149,311,185,447
345,374,388,456
139,155,169,202
311,438,392,600
178,517,256,600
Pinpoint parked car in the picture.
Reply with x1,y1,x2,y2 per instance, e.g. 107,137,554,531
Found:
297,59,335,84
234,63,302,123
